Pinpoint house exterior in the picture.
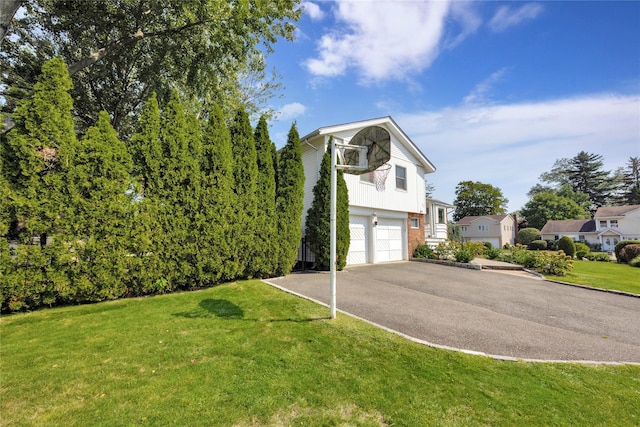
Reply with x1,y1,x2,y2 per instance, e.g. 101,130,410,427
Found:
540,205,640,251
457,214,516,248
299,116,436,265
540,219,598,247
424,198,453,247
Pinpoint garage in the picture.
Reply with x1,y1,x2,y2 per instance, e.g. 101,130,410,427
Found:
347,216,369,265
376,218,404,262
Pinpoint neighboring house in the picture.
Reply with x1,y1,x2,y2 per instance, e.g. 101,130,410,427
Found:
424,198,453,247
457,214,516,248
299,116,436,265
540,219,598,247
540,205,640,251
594,205,640,251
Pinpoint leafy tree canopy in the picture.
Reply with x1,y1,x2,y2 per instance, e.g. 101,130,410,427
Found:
453,180,508,222
520,192,589,230
1,0,301,136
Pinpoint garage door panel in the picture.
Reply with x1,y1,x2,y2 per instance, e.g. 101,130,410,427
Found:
348,216,369,265
376,219,404,262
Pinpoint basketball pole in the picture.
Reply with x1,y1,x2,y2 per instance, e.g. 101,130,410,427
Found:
329,136,338,319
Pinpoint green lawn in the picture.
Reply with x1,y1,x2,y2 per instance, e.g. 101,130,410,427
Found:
546,260,640,295
2,281,639,426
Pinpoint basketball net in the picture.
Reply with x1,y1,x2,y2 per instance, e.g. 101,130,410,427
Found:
370,164,392,191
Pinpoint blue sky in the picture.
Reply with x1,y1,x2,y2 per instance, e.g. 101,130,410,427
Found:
265,1,640,212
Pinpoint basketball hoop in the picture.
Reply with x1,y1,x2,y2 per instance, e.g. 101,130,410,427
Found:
370,164,392,191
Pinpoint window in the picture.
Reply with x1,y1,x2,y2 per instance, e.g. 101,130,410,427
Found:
478,225,488,231
395,166,407,190
579,235,585,241
599,220,607,228
461,226,468,232
410,218,420,228
610,220,618,228
437,208,445,224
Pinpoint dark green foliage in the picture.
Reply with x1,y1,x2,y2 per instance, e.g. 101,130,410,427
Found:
520,192,589,230
528,240,547,251
566,151,617,212
275,123,305,275
455,247,474,263
413,244,435,259
483,241,493,250
229,107,259,278
620,244,640,264
485,247,501,260
614,240,640,263
558,236,576,258
305,144,350,271
583,252,612,262
546,239,559,251
620,157,640,205
629,255,640,268
574,242,590,260
251,115,278,277
197,105,238,282
453,181,508,222
517,228,541,246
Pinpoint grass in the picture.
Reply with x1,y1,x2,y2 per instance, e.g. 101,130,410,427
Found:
546,260,640,295
1,281,639,426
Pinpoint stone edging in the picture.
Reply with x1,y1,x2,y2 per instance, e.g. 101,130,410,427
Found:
410,257,481,270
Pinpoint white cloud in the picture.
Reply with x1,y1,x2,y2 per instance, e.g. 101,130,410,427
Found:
301,2,325,21
398,94,640,211
463,68,510,105
489,3,544,33
278,102,307,120
305,0,478,83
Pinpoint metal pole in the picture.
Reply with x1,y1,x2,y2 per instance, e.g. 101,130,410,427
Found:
329,137,337,319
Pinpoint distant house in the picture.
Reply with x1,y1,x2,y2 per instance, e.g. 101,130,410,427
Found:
540,205,640,251
299,116,436,265
424,198,453,247
457,214,516,248
540,219,598,247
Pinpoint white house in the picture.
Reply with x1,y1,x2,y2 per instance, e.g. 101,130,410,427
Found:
457,214,516,248
540,205,640,251
299,117,436,265
424,198,453,247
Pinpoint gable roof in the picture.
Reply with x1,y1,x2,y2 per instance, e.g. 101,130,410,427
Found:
541,219,596,234
594,205,640,218
457,214,511,225
300,116,436,174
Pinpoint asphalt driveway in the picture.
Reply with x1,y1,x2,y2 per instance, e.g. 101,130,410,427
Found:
265,261,640,363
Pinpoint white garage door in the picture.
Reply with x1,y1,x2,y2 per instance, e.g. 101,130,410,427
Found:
376,219,403,262
347,216,369,265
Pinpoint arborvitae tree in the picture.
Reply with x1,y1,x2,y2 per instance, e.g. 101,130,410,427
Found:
68,111,133,301
199,105,238,282
252,115,277,277
229,107,258,278
127,93,164,293
2,57,77,240
157,90,199,288
275,123,305,275
305,143,350,271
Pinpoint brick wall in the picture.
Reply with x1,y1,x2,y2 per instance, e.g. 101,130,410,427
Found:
407,212,425,257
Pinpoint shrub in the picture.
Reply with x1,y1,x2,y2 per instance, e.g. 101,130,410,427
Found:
433,241,461,260
486,247,501,260
517,228,541,246
614,240,640,262
455,247,474,263
545,239,559,251
630,255,640,268
583,252,612,262
527,240,547,251
620,244,640,264
464,241,486,256
483,241,493,250
557,236,576,258
413,244,435,259
575,242,590,260
501,244,573,275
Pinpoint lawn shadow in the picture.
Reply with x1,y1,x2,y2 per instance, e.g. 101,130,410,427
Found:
172,299,330,322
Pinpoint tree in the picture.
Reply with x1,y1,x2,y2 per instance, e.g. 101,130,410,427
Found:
275,122,305,275
558,235,576,258
621,156,640,205
425,180,435,198
2,0,301,136
516,228,542,246
305,143,350,271
251,115,277,277
566,151,617,212
198,105,238,282
452,181,508,222
229,107,258,278
2,57,78,240
520,192,589,230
